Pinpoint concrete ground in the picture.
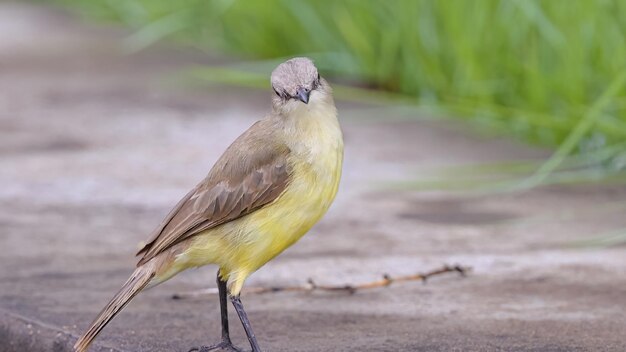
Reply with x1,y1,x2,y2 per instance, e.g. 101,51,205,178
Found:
1,3,625,352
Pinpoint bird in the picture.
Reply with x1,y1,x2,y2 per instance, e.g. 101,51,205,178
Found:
73,57,344,352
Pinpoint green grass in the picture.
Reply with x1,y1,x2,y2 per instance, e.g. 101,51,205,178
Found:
56,0,626,187
53,0,626,246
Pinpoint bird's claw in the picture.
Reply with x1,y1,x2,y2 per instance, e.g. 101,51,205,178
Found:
188,341,245,352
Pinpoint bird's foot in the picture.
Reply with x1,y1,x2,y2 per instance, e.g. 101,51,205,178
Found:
188,341,245,352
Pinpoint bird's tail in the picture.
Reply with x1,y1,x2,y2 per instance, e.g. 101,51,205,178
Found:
74,261,156,352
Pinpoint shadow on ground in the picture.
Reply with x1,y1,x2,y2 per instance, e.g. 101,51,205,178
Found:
0,324,70,352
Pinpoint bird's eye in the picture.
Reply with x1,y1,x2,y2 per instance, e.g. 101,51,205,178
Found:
273,87,281,97
313,74,321,89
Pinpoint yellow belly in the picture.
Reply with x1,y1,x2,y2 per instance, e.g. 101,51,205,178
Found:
176,146,343,295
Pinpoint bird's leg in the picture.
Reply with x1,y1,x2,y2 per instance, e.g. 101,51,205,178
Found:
188,271,243,352
230,295,261,352
217,273,232,344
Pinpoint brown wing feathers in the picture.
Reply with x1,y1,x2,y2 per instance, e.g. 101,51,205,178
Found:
136,121,290,266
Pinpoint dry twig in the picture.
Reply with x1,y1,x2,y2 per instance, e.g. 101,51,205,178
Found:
172,264,470,300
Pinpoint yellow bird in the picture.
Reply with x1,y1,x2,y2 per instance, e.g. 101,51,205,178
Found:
74,57,343,352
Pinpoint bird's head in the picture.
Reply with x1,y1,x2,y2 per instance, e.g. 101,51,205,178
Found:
270,57,331,113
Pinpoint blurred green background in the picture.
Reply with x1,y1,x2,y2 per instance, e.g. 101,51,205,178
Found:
56,0,626,188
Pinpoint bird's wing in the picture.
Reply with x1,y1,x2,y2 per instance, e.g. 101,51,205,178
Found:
136,121,290,266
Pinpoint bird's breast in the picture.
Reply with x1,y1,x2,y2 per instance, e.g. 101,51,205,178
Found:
182,101,344,279
245,107,343,265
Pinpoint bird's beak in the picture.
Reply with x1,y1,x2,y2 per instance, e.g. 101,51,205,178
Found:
295,87,310,104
